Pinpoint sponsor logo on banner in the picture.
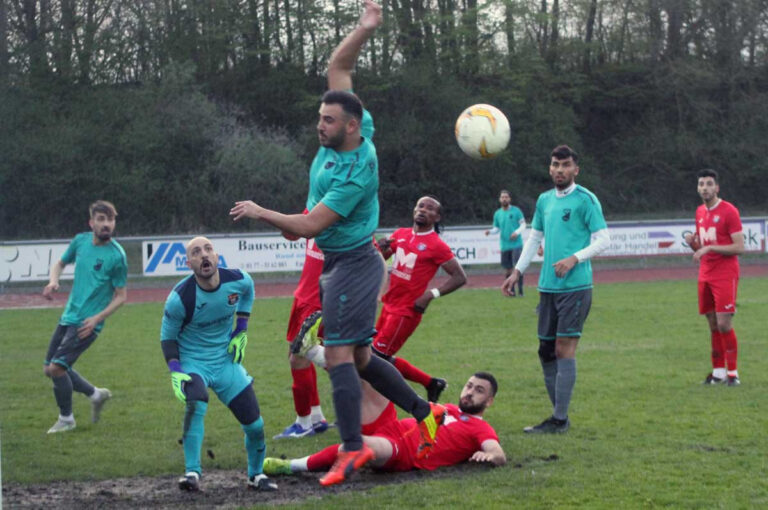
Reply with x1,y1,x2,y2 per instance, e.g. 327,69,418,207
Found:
144,242,228,275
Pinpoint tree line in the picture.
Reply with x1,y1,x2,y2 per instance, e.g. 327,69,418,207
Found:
1,0,767,238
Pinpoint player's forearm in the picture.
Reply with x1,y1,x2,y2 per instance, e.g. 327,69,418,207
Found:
708,242,744,256
329,25,376,75
573,228,610,262
92,287,127,323
514,229,544,274
513,221,526,236
161,339,181,364
48,261,65,285
437,260,467,296
260,210,322,239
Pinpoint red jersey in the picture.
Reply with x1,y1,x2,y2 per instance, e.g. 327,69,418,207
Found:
382,228,455,317
695,199,741,281
399,404,498,471
293,237,324,307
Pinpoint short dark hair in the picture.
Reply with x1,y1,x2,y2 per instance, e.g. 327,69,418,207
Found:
551,145,579,163
473,371,498,396
697,168,719,183
321,90,363,122
89,200,117,219
499,190,510,197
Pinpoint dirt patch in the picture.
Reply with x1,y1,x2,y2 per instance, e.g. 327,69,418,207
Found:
2,464,493,509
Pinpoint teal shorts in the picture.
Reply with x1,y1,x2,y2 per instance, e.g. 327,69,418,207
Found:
181,359,253,405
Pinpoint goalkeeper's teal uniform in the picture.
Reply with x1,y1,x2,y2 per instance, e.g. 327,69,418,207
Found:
161,267,266,480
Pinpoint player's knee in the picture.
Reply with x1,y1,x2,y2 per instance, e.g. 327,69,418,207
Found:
229,385,261,425
538,340,556,363
44,363,66,378
184,374,209,403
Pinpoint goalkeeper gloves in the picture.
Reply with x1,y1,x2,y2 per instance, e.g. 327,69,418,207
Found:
228,317,249,364
168,360,191,402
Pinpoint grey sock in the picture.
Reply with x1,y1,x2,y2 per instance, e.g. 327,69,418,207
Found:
359,355,430,421
68,369,95,397
329,363,363,451
553,358,576,421
541,360,557,407
52,374,74,416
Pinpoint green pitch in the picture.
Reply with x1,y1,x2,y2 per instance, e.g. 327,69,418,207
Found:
2,277,767,507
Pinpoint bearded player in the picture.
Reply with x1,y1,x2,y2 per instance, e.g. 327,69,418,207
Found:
684,169,745,386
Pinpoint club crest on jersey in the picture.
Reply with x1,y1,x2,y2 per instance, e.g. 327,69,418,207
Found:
713,215,720,223
324,161,336,169
459,414,470,422
417,243,427,251
562,209,571,222
228,293,239,305
94,259,103,271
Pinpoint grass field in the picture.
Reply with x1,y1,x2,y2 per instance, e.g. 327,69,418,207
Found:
2,277,768,508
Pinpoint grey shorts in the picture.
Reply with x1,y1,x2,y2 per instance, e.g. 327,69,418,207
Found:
45,324,98,369
501,248,522,269
537,289,592,340
320,242,385,346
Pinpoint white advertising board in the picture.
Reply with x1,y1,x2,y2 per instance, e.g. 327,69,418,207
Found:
0,243,73,283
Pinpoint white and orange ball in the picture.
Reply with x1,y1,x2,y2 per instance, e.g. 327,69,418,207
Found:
454,104,511,160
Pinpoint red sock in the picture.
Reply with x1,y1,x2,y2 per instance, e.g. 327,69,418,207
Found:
710,330,725,370
393,356,432,387
291,366,314,417
307,444,340,471
721,329,738,372
308,364,321,407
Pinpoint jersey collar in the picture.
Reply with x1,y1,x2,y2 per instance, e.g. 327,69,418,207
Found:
555,182,577,198
412,228,435,236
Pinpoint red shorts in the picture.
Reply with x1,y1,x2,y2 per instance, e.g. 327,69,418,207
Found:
698,278,738,315
372,309,422,356
285,299,321,342
373,416,419,472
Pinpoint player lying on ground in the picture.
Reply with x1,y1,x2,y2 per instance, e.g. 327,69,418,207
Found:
262,372,505,476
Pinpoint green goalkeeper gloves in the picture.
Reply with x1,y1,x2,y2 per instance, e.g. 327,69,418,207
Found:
168,360,191,402
228,331,248,364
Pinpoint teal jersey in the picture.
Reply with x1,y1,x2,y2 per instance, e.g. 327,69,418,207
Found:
306,109,378,252
59,232,127,333
161,268,254,365
532,185,607,293
493,205,525,250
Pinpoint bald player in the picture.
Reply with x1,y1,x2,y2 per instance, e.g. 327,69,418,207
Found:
160,237,277,493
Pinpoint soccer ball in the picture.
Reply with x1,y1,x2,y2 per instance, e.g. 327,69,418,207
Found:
454,104,511,160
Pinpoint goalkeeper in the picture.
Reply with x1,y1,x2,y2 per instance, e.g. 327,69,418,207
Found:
160,236,277,493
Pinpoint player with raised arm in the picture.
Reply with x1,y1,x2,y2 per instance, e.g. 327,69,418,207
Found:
42,200,127,434
160,237,277,492
229,0,444,486
273,232,330,439
262,372,505,477
485,190,526,295
683,169,745,386
375,195,467,401
502,145,609,434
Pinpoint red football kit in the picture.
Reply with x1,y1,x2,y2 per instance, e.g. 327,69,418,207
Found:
373,403,499,472
695,199,741,315
286,237,324,342
373,228,454,355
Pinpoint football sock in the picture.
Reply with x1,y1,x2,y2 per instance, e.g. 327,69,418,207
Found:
306,444,340,471
291,366,314,418
182,400,208,476
711,330,726,370
52,373,74,417
553,358,576,421
242,416,266,478
359,355,431,422
393,356,433,387
329,363,363,451
308,364,321,407
541,360,557,407
722,328,738,373
68,369,95,397
310,405,326,424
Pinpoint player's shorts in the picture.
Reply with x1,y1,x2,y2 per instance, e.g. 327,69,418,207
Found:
375,416,419,472
362,401,398,436
372,308,423,356
320,242,385,347
181,359,253,405
698,278,738,315
537,289,592,340
45,324,98,369
285,299,321,343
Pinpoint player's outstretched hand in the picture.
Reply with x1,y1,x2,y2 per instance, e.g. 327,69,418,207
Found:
42,282,59,300
228,331,248,364
501,270,520,296
230,201,264,222
360,0,383,31
170,370,192,402
469,451,496,464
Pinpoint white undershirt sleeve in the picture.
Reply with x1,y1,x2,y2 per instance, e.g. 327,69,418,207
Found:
514,229,544,274
513,219,526,236
488,226,500,235
573,228,610,262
